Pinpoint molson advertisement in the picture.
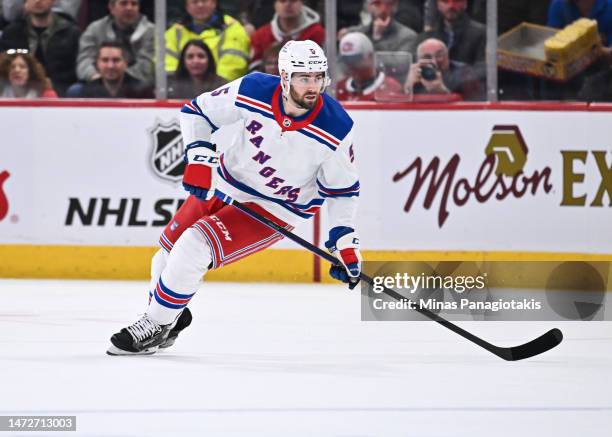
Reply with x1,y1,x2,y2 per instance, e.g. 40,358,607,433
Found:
349,109,612,254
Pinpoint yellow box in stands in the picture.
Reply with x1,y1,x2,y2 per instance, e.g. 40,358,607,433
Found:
498,21,602,82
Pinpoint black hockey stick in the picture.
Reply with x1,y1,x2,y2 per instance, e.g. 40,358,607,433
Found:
215,191,563,361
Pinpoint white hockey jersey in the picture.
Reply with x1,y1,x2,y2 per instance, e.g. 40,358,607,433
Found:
180,72,359,230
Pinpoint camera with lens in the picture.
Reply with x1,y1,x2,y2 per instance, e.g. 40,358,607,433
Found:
420,63,438,81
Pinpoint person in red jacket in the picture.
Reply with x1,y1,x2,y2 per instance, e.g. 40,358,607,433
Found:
249,0,325,71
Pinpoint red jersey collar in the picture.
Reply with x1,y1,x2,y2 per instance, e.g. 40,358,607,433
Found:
271,84,323,132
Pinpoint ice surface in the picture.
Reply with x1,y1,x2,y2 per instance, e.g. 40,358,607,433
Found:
0,279,610,436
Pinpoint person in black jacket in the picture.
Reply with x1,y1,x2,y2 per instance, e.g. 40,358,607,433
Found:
75,41,152,98
414,0,485,66
0,0,79,96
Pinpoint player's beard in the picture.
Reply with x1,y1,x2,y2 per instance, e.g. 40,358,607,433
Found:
290,86,319,110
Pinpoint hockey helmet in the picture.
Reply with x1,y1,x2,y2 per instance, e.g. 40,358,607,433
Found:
278,40,331,96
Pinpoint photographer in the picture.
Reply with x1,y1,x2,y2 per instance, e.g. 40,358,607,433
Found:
404,37,484,101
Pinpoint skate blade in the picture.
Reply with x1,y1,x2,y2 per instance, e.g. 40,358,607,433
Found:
158,336,177,349
106,345,158,356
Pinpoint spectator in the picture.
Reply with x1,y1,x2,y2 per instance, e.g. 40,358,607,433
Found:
579,63,612,100
0,0,79,95
249,0,324,71
424,0,486,31
343,0,424,34
168,38,227,98
336,32,403,102
73,41,152,98
77,0,154,85
261,43,282,75
82,1,206,28
165,0,250,81
349,0,417,53
548,0,612,59
415,0,486,66
280,0,366,32
0,49,57,97
347,0,417,83
404,37,484,100
3,0,80,22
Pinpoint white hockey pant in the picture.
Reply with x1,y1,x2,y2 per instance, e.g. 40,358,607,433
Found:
146,227,212,325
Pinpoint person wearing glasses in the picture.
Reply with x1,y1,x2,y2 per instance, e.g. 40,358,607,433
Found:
0,48,57,97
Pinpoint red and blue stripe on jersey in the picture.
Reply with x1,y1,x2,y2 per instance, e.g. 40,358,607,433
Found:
317,180,360,198
235,73,353,152
181,98,219,132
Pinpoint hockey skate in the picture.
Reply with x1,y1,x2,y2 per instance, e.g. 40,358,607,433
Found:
159,307,192,349
106,307,190,355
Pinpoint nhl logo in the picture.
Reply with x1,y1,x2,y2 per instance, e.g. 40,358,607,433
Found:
282,117,292,128
148,120,185,183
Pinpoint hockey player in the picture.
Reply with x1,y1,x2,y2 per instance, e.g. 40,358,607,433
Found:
107,40,362,355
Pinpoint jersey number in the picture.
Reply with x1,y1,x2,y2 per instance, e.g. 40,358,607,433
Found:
211,87,230,96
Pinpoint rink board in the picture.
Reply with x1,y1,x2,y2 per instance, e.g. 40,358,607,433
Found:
0,101,611,280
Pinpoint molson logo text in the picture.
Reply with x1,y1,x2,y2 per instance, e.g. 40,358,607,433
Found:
0,170,9,221
561,150,612,207
392,125,554,227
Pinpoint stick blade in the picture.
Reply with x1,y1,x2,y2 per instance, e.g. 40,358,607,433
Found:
495,328,563,361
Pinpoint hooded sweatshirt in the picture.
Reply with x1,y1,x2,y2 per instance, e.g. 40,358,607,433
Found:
249,5,325,70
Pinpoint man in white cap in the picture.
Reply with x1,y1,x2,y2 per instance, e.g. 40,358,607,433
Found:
336,32,403,102
107,40,363,355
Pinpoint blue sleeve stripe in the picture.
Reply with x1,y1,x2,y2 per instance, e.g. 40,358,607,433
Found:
316,180,360,194
318,191,359,198
185,140,215,151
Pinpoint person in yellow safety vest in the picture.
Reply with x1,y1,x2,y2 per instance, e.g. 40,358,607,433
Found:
165,0,250,81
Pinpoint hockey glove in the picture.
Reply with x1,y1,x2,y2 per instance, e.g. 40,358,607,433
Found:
182,141,220,201
325,226,362,290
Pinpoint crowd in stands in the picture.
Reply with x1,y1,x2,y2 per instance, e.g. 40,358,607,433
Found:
0,0,610,102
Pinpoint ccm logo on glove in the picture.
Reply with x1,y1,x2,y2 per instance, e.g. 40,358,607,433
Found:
193,155,220,165
183,141,219,201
